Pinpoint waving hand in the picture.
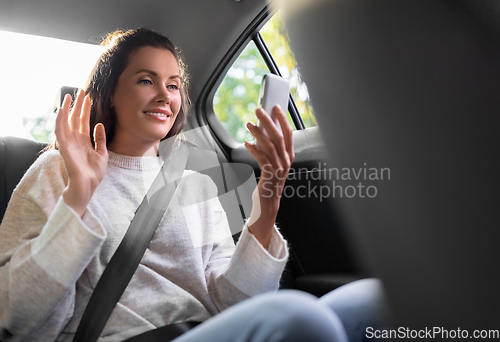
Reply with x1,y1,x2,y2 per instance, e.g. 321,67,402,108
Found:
55,90,108,217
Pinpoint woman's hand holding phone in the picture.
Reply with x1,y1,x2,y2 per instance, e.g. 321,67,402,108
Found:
245,104,294,249
55,90,108,217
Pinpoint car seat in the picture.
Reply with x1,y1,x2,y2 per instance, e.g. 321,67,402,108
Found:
0,136,47,223
283,0,500,330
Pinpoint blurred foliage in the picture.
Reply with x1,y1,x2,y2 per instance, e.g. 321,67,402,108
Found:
24,109,55,142
214,10,317,143
213,41,267,143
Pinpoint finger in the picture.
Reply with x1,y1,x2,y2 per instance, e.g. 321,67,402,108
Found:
244,141,271,170
272,105,295,164
80,95,91,136
245,141,287,193
256,108,289,168
93,123,107,155
256,107,282,140
70,89,85,132
256,108,287,155
247,121,282,170
55,94,72,141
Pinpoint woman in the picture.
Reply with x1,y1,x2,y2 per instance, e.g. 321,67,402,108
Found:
0,28,389,342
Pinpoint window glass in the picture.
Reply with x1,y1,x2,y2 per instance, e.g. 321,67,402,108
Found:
0,30,104,142
213,41,269,143
213,10,317,143
260,11,317,129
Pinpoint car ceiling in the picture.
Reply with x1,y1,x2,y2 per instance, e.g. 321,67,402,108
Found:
0,0,268,107
5,0,499,115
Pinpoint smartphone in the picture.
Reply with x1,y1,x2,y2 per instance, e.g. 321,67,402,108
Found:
257,73,290,136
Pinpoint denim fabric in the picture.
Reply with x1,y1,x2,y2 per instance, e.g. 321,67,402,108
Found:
173,279,391,342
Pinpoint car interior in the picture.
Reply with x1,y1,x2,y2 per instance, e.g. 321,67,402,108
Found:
1,0,500,334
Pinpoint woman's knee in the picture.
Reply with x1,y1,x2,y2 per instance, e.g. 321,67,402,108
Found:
319,278,394,341
253,290,348,342
320,278,391,320
176,290,348,342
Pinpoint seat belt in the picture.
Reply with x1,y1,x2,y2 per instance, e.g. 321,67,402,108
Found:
123,321,200,342
73,142,190,342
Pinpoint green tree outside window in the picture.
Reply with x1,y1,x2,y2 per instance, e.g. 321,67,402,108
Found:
214,10,317,143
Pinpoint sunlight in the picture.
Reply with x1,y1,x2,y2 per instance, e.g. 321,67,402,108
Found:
0,30,105,140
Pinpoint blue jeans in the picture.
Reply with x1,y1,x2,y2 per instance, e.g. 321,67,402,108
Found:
174,278,392,342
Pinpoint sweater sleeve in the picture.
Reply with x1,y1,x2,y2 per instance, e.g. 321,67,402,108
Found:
198,175,289,312
218,224,288,296
0,151,106,341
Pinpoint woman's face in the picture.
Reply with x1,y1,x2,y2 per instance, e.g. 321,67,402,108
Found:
108,46,182,156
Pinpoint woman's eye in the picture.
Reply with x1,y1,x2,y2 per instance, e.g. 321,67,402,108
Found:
140,79,153,85
167,84,179,90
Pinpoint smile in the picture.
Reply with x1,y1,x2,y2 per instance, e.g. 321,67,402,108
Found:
144,112,171,118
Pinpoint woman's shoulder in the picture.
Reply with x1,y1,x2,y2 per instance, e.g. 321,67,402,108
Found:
24,149,65,177
14,149,68,198
33,149,64,166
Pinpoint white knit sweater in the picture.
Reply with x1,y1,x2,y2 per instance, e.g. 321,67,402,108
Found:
0,150,288,342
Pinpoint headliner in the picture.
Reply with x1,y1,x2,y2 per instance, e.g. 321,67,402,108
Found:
0,0,269,105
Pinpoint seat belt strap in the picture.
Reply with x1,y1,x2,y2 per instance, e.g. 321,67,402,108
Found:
73,142,189,342
123,321,201,342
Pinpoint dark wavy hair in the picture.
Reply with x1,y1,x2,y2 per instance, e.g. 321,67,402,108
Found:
49,28,190,149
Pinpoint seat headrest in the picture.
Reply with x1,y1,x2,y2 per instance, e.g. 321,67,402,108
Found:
53,86,79,113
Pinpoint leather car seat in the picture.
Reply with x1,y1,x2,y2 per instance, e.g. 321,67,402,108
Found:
0,86,78,222
0,136,47,223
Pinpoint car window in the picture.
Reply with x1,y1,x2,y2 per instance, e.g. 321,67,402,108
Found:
0,30,104,142
213,10,317,143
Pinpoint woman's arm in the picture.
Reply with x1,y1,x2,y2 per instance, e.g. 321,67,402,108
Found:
0,153,106,341
204,194,288,312
203,104,294,309
0,90,109,340
244,105,295,249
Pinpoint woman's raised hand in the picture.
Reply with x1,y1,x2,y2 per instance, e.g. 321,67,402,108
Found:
244,105,295,249
55,90,108,217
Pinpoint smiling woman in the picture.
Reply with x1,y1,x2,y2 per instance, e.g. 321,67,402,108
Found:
0,27,301,342
108,47,182,156
0,30,104,140
0,1,395,339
